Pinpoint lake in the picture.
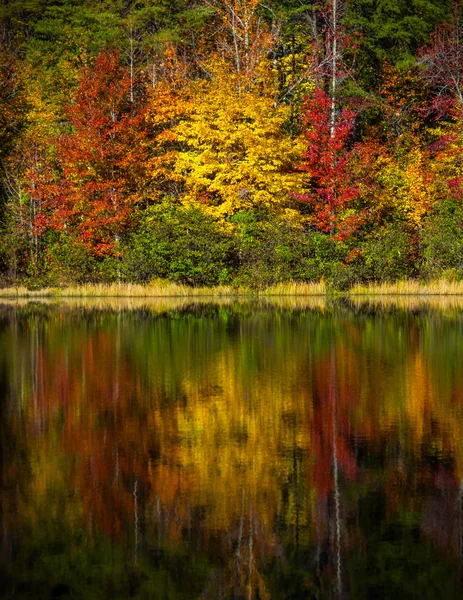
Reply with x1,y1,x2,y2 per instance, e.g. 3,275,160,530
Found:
1,296,463,599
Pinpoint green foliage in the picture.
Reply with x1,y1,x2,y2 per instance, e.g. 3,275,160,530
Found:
0,216,27,286
0,0,211,67
232,211,314,287
122,203,234,286
421,197,463,280
45,236,98,284
360,225,416,282
0,510,212,599
345,0,452,87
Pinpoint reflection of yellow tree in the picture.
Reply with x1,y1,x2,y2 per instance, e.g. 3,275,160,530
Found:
174,348,314,530
146,326,318,596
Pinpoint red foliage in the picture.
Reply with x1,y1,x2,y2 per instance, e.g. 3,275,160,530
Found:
295,88,361,239
36,50,148,256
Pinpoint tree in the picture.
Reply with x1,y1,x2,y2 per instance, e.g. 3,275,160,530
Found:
0,53,61,282
205,0,275,79
345,0,453,88
295,88,362,238
174,57,304,220
0,40,22,169
33,50,147,257
418,4,463,205
419,2,463,114
145,46,191,202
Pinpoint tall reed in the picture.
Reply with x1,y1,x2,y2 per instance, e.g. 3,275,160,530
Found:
0,280,326,298
349,280,463,296
3,278,463,298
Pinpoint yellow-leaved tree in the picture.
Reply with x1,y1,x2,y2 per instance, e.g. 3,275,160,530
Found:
145,47,192,202
170,0,305,221
2,59,73,277
375,141,437,228
174,57,305,220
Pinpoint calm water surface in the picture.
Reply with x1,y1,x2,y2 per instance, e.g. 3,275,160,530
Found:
1,297,463,599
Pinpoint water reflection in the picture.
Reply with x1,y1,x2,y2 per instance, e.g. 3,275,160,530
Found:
1,298,463,598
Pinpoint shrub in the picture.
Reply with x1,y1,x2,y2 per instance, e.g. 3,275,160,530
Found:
46,237,98,284
421,197,463,280
122,203,234,286
359,224,415,282
232,211,310,287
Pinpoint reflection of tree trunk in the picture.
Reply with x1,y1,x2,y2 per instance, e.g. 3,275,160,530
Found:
458,479,463,580
248,508,253,600
200,499,272,600
236,489,245,570
134,479,138,559
294,441,300,552
156,496,161,551
331,343,342,598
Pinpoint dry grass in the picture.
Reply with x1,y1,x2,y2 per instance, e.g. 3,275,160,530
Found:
0,281,236,298
256,280,326,296
0,280,326,298
349,279,463,296
350,294,463,312
3,278,463,300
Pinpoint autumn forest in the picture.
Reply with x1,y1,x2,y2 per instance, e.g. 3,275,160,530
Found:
1,0,463,289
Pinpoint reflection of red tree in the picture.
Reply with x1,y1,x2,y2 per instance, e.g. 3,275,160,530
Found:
309,350,357,499
27,327,155,539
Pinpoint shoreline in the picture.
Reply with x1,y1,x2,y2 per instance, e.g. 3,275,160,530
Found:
2,279,463,298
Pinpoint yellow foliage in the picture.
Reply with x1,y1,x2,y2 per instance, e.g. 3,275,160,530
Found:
377,145,436,226
431,119,463,191
145,47,192,201
22,59,77,145
174,58,305,220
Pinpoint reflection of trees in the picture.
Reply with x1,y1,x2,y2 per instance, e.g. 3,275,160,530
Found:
2,303,463,596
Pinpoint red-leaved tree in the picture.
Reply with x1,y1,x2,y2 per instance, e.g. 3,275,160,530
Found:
295,88,362,239
419,4,463,198
34,50,147,256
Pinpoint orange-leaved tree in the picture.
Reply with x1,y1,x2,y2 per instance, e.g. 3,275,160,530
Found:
145,46,191,202
33,50,148,257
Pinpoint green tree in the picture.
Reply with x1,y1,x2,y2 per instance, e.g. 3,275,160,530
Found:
344,0,452,87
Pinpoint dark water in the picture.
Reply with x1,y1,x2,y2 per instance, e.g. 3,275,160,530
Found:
1,297,463,599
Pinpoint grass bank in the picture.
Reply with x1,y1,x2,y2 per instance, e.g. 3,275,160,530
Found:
349,280,463,295
0,280,327,298
2,279,463,298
